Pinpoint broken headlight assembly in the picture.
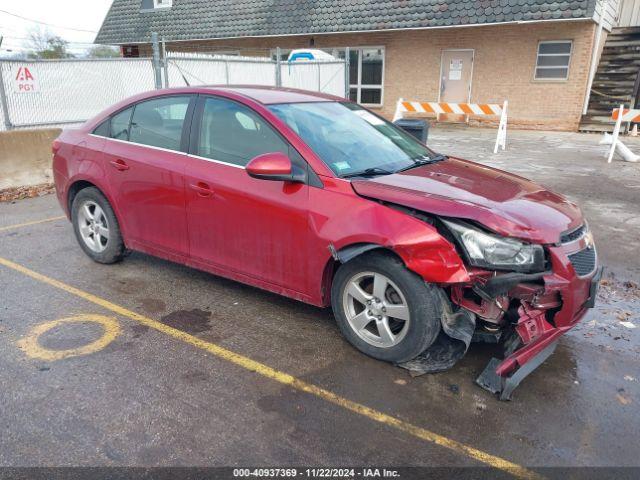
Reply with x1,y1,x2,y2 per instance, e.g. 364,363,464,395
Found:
442,219,545,273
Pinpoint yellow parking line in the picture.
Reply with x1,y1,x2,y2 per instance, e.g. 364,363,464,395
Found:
0,256,542,480
0,216,66,233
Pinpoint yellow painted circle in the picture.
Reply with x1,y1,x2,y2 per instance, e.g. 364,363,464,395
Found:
17,314,120,361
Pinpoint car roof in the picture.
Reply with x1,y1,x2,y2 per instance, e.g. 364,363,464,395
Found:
83,85,345,133
176,85,344,105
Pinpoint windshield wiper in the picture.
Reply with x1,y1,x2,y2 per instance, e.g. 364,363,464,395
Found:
341,167,395,179
396,154,448,173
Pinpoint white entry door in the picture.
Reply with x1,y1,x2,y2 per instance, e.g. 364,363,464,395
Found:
439,50,474,123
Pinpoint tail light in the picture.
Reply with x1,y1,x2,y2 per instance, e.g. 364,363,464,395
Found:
52,139,61,155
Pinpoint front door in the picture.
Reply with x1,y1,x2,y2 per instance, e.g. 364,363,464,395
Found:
439,50,474,123
185,96,310,296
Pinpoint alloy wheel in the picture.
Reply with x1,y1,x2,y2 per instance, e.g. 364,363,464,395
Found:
342,271,411,348
77,201,110,253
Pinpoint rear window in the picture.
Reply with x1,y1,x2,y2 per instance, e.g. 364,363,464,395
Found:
110,107,133,141
92,120,110,137
129,96,191,151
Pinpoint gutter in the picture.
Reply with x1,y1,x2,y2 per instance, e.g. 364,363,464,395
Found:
96,17,595,46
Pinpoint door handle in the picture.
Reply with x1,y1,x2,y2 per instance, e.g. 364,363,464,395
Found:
190,181,214,198
109,159,129,171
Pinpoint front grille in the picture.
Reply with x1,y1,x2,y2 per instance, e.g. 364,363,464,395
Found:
560,224,586,244
568,247,596,276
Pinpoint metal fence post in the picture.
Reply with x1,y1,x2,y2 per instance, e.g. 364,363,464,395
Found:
151,32,163,89
344,47,350,99
224,60,229,84
0,62,12,130
275,47,282,87
161,38,169,88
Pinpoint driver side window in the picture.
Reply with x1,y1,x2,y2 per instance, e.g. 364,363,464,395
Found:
197,97,288,167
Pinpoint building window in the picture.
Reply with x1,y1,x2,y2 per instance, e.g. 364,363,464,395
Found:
121,45,139,58
271,47,385,106
535,41,572,80
141,0,172,12
346,48,384,106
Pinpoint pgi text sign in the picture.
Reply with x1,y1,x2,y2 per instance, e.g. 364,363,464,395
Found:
13,66,39,93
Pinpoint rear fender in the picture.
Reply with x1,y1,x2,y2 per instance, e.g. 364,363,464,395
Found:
66,173,129,242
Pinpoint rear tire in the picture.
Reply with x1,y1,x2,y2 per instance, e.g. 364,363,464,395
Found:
71,187,125,264
331,251,442,363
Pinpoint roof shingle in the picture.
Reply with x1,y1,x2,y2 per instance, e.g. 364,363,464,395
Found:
95,0,597,45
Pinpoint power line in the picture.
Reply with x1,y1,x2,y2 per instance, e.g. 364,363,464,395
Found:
1,35,99,46
0,8,98,34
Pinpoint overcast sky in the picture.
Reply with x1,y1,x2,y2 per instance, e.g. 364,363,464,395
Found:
0,0,114,55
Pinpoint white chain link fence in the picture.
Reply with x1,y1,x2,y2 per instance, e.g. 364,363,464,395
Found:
0,58,156,130
0,53,347,132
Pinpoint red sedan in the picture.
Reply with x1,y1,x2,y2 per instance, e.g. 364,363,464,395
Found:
53,86,601,399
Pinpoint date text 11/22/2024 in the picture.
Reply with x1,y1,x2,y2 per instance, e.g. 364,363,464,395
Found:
232,468,400,478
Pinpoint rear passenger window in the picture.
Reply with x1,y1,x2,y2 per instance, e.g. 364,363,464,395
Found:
92,119,110,137
110,107,133,140
129,96,191,150
198,97,289,167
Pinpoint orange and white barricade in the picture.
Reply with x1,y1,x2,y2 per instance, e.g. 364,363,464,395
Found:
606,105,640,163
393,98,509,154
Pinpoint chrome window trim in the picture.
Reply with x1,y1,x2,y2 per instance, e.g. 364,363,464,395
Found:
89,134,246,170
186,153,246,170
89,134,184,155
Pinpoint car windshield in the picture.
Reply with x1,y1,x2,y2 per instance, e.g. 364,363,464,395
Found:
268,101,440,177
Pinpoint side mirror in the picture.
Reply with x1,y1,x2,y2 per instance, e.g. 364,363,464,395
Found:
246,152,305,183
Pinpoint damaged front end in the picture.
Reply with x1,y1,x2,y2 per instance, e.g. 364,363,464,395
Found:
399,221,602,400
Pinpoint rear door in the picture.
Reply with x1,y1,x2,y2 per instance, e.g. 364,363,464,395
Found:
184,95,311,294
101,95,195,257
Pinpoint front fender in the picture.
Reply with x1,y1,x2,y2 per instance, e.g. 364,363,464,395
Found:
312,179,470,286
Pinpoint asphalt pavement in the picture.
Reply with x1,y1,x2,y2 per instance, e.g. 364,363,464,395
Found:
0,127,638,474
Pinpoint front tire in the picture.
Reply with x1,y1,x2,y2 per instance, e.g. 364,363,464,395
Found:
331,251,442,363
71,187,125,264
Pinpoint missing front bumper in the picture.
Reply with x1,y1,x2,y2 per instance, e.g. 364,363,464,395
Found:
476,340,558,401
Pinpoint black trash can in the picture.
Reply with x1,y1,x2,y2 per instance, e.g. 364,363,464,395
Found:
393,119,429,144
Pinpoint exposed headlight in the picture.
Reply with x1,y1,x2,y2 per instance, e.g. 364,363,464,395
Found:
442,219,545,273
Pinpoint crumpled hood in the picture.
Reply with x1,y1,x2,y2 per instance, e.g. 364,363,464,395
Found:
351,158,583,244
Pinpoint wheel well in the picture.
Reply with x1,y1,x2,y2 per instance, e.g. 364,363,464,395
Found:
67,180,97,212
321,244,404,305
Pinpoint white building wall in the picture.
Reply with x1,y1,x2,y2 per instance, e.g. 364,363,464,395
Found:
616,0,640,27
594,0,622,30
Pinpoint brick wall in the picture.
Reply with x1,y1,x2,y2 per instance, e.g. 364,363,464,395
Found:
149,20,597,131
